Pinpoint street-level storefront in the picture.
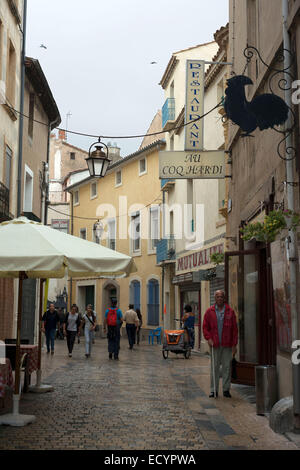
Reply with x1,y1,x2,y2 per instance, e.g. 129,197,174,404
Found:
224,206,277,386
174,240,225,351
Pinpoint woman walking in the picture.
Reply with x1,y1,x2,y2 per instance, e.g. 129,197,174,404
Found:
64,304,82,357
136,308,143,345
82,305,97,358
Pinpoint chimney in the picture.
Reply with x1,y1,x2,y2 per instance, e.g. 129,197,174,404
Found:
58,129,66,141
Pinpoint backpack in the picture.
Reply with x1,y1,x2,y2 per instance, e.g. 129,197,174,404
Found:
107,308,118,326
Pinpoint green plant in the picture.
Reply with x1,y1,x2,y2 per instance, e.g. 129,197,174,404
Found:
210,252,225,265
240,209,300,243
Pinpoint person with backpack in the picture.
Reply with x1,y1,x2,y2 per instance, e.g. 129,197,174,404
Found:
63,304,82,357
81,305,97,358
103,300,123,360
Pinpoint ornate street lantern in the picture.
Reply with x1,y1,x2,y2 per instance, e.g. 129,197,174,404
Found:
86,138,111,178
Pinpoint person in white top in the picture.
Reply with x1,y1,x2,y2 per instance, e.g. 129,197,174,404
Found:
123,305,139,350
81,305,97,358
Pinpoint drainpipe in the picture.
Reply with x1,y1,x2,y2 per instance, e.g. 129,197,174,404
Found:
16,0,27,217
282,0,300,424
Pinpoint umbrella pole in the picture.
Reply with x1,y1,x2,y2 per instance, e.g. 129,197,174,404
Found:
0,272,36,426
29,279,53,393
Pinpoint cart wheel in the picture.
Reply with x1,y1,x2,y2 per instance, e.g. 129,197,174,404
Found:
162,350,169,359
184,349,191,359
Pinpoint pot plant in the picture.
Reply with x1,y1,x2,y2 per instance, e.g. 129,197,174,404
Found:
240,209,300,244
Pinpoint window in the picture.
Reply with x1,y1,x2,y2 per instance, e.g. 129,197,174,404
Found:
115,170,122,186
74,190,79,205
6,39,16,105
23,165,33,212
90,181,97,199
147,279,159,326
139,158,147,175
149,206,160,251
28,93,35,139
80,228,87,240
70,152,76,160
130,281,141,310
107,218,116,251
131,212,141,253
5,145,12,190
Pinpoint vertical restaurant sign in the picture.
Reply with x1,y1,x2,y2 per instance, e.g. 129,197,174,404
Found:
185,60,205,151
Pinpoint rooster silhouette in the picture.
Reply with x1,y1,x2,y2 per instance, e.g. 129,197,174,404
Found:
224,75,289,137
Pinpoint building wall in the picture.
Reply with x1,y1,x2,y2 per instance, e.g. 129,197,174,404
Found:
160,40,227,348
227,0,300,398
0,1,23,340
71,143,164,329
0,0,23,217
21,76,50,220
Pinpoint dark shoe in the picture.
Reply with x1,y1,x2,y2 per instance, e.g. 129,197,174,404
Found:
109,353,113,359
47,351,50,354
223,391,232,398
51,351,54,355
209,392,218,398
114,356,119,360
85,354,90,358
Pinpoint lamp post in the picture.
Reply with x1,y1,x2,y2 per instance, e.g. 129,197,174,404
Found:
86,139,111,178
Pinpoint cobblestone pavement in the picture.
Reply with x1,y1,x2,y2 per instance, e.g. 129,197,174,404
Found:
0,337,298,450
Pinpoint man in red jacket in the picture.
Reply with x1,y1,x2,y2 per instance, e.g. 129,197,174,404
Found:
203,290,238,398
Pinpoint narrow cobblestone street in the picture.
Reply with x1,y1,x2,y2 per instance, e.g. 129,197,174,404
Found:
0,337,299,451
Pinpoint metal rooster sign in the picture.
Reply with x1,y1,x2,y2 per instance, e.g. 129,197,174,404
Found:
224,75,289,136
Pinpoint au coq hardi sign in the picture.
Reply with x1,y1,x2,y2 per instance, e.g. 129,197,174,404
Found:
159,150,225,179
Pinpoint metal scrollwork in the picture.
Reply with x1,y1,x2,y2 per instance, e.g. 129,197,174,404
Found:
243,45,296,161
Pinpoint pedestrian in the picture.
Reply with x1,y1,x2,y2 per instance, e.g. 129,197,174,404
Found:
203,290,238,398
81,305,97,358
103,300,123,360
136,308,143,345
182,305,195,349
87,304,97,344
123,304,139,350
42,303,60,355
64,304,82,357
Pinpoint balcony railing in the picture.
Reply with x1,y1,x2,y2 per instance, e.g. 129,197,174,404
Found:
161,179,175,192
0,182,10,221
162,98,175,130
156,236,176,264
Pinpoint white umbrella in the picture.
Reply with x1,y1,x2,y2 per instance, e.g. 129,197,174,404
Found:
0,217,136,426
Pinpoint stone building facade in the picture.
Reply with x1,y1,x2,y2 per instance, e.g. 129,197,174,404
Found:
226,0,300,410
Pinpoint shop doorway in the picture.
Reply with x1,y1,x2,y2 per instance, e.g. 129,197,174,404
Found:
180,287,201,349
225,249,276,385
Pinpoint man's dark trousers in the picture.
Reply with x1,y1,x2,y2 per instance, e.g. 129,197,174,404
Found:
45,329,56,352
126,324,136,349
108,326,120,358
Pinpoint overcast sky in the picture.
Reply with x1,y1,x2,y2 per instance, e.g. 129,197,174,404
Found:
26,0,228,157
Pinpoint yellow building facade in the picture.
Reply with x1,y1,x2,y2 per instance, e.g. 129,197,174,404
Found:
67,140,165,334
